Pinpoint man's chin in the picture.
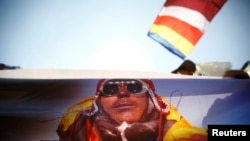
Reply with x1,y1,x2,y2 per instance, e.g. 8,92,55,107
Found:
115,117,139,124
111,111,142,124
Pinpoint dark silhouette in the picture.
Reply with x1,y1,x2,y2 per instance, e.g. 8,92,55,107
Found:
0,63,21,70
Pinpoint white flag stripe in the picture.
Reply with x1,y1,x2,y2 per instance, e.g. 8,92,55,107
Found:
159,6,209,32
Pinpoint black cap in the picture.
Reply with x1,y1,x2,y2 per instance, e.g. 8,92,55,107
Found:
172,60,196,74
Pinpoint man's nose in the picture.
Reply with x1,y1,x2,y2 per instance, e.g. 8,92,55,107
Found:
117,86,130,97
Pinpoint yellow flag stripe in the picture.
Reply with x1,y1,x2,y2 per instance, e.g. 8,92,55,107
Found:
149,24,194,56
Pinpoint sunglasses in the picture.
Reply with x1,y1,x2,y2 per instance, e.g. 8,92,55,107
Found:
98,79,148,97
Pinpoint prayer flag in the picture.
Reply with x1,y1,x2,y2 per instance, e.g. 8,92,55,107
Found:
148,0,227,59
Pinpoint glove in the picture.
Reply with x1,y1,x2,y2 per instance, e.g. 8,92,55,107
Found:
94,116,122,141
125,120,158,141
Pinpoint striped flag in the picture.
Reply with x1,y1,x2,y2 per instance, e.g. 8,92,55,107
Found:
148,0,227,59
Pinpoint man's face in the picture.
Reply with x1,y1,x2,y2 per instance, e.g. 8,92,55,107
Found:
177,69,193,75
99,79,148,124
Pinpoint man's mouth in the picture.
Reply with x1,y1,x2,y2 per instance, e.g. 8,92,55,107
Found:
112,103,136,110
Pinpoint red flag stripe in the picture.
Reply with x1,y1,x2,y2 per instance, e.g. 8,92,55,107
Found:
159,6,209,32
154,16,203,45
164,0,227,21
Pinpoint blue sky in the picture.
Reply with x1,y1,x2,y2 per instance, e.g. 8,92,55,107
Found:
0,0,249,73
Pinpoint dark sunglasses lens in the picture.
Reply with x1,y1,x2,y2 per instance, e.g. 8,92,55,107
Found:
127,82,143,93
102,84,118,96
